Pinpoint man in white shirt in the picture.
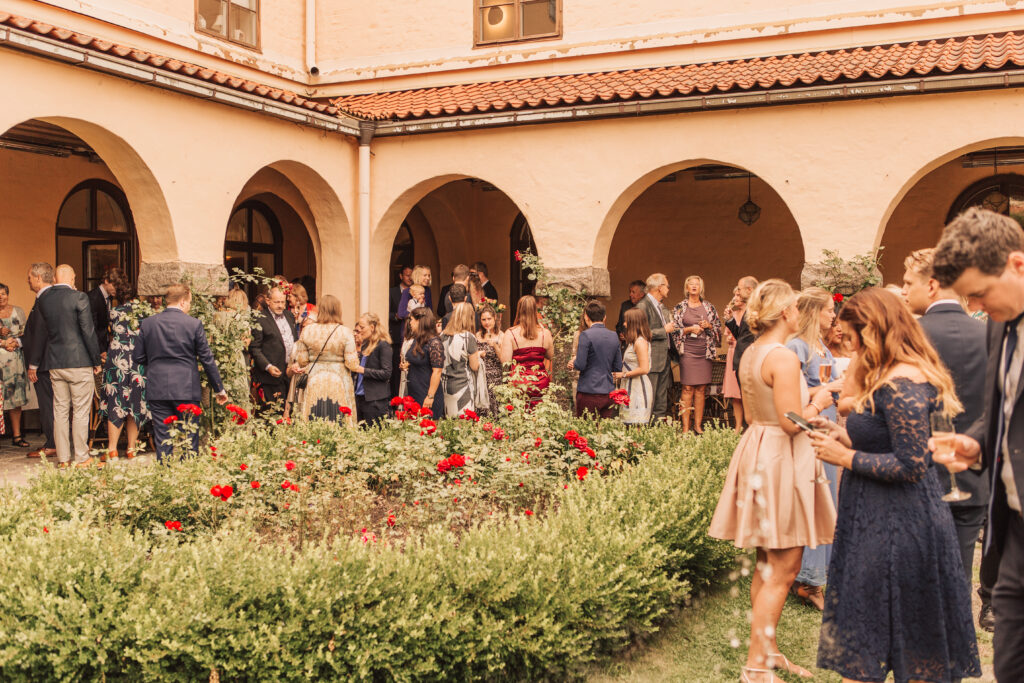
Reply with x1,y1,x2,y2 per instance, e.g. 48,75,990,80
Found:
932,207,1024,680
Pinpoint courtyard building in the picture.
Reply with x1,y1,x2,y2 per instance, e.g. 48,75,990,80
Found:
3,0,1024,318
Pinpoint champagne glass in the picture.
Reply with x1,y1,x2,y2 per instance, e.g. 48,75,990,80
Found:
931,412,971,502
818,358,833,385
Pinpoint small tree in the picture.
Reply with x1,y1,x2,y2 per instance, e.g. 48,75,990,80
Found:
810,247,884,297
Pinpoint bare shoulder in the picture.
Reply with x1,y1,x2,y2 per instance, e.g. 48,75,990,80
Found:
764,344,800,370
882,362,927,384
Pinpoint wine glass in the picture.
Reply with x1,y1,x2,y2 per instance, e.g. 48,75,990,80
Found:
818,358,833,385
931,412,971,502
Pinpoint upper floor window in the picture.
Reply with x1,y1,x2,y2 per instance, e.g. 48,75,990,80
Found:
475,0,560,46
197,0,259,49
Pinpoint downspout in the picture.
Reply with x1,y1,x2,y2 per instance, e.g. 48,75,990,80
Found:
358,121,375,313
305,0,318,76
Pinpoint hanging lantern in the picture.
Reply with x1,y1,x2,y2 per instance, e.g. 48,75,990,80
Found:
738,173,761,225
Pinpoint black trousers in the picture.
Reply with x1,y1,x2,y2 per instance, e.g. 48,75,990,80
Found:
951,504,987,583
34,370,55,449
356,395,388,427
994,513,1024,681
149,400,200,463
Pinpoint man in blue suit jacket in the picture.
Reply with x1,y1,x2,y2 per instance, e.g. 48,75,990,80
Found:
572,300,623,418
133,283,227,462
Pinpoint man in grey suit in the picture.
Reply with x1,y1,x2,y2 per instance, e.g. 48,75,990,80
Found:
636,273,676,421
902,247,991,625
933,208,1024,679
30,262,101,467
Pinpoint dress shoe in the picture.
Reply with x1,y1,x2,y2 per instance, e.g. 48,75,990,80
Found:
979,603,995,633
27,448,55,459
791,582,825,611
74,457,99,469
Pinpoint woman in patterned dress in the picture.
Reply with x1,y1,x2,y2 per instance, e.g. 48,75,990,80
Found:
292,295,359,426
441,302,483,416
98,273,150,459
0,283,28,446
475,305,503,415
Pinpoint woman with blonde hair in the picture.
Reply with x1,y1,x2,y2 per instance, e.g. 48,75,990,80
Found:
291,294,359,426
352,312,392,427
671,274,722,433
441,302,485,415
501,295,553,407
709,279,836,682
396,265,433,328
810,288,980,682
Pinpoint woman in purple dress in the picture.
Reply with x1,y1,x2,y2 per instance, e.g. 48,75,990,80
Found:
671,275,721,433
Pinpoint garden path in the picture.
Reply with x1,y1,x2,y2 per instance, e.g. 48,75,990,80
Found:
0,437,154,488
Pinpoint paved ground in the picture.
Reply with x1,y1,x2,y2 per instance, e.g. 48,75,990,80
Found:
0,435,154,488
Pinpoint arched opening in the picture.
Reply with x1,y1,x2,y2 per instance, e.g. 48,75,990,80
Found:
382,177,529,324
879,145,1024,282
509,212,537,306
0,117,170,305
605,163,803,326
56,178,138,291
223,199,284,300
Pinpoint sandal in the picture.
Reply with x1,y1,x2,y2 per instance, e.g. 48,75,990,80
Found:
740,667,777,682
766,653,813,679
12,436,29,448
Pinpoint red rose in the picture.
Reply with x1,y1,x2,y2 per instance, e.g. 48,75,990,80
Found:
281,480,291,489
481,422,493,432
437,459,452,474
534,437,542,448
239,464,248,471
419,418,437,436
339,406,352,416
833,292,844,303
390,396,404,407
576,466,589,481
251,481,260,489
285,461,296,471
210,486,222,497
460,408,479,421
609,389,630,406
163,415,178,426
515,250,522,261
505,404,514,412
289,483,299,492
395,410,407,421
43,526,49,533
387,514,396,527
418,406,433,417
276,419,284,424
220,485,233,499
164,520,182,531
524,509,533,516
574,436,588,450
564,430,579,441
492,428,506,441
449,454,466,467
585,447,596,459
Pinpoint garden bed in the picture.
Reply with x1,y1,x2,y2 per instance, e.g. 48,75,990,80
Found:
0,397,738,681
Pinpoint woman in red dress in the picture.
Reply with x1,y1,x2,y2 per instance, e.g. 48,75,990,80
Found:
500,295,553,406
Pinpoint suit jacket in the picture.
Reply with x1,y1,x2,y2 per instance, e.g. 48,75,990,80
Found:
436,283,452,317
725,312,755,373
481,280,499,302
967,316,1024,555
87,286,110,352
36,285,100,370
573,323,623,394
133,307,224,401
22,299,49,371
359,340,393,402
615,299,636,337
250,310,297,386
637,295,670,372
388,285,407,325
919,302,990,506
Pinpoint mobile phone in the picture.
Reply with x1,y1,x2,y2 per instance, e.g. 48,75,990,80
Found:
785,411,816,433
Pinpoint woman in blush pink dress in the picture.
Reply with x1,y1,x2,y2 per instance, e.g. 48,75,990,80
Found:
722,286,746,433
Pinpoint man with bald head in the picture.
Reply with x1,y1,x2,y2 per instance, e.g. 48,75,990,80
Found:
250,286,297,413
55,264,76,288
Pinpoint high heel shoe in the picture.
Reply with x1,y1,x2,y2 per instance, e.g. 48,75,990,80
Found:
765,652,813,678
740,666,777,682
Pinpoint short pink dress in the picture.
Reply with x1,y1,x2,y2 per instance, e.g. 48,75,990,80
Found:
709,342,836,550
723,325,741,400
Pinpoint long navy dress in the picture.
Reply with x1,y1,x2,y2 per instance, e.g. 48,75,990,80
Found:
817,379,980,682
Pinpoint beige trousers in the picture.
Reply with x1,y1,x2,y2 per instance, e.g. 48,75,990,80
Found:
50,367,94,464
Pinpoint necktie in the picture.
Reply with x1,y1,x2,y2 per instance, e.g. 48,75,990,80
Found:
995,315,1022,470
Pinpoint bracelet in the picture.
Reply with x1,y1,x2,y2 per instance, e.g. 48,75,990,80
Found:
425,395,434,400
809,403,822,414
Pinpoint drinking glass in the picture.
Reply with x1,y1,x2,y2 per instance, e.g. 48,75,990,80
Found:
931,412,971,502
818,359,833,385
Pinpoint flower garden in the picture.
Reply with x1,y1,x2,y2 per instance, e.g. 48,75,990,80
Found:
0,382,739,681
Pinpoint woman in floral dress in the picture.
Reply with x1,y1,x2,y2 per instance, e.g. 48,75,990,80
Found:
98,274,151,459
475,305,503,415
0,283,28,446
292,295,359,426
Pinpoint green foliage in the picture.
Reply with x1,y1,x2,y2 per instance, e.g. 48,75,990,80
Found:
811,248,884,296
0,402,739,680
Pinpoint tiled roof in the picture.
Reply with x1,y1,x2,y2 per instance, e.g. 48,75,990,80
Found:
0,12,339,116
331,32,1024,120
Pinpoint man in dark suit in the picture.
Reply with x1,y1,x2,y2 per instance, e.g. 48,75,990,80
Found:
724,275,758,383
932,207,1024,680
903,247,991,621
249,286,296,412
87,271,117,356
21,263,56,458
389,266,413,396
637,273,676,421
34,263,101,467
441,264,470,317
615,280,646,340
571,300,622,418
470,262,499,302
133,283,226,462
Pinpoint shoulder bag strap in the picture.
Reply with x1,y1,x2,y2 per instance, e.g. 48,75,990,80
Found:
304,324,341,377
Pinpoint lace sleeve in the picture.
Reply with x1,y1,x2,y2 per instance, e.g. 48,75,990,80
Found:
427,337,444,369
850,381,933,483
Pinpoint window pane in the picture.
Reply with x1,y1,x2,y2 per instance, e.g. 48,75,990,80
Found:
198,0,228,35
58,189,91,231
251,209,274,244
521,0,557,37
231,0,257,8
224,249,248,275
226,209,247,241
95,191,128,233
251,251,275,277
480,3,515,42
229,6,258,46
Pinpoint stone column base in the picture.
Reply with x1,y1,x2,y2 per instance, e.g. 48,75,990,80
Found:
800,261,882,293
542,266,611,297
137,261,230,296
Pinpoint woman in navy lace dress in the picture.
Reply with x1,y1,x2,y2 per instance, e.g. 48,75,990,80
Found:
810,288,980,683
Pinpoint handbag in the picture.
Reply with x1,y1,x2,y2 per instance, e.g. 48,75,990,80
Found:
294,324,340,391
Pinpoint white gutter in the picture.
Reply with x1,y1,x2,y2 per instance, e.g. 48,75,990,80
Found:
357,122,374,313
305,0,318,77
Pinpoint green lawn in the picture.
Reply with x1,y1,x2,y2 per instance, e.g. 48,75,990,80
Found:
592,553,995,682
